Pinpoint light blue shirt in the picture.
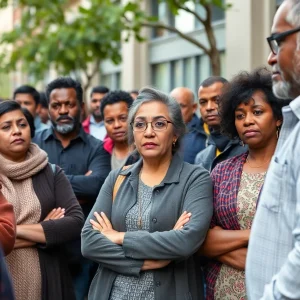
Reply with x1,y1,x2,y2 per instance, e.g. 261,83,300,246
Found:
246,96,300,299
89,115,107,141
34,115,49,132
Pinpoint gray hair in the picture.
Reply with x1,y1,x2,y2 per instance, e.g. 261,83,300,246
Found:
286,0,300,49
127,87,186,153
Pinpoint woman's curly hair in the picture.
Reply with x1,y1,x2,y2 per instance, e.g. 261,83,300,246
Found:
219,68,284,139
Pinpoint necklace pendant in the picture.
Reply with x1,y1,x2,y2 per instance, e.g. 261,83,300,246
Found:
138,217,142,229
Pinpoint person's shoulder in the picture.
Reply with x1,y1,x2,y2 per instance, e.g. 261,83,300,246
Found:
212,152,246,175
83,131,104,147
181,160,210,180
32,127,51,143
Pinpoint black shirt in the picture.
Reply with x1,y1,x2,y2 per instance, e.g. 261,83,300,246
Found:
33,127,111,204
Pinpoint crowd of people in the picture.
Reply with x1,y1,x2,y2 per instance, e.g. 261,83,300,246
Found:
0,0,299,299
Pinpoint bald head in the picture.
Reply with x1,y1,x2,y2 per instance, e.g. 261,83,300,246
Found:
170,87,196,123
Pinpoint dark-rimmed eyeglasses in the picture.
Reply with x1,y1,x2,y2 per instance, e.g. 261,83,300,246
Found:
267,27,300,55
131,119,173,132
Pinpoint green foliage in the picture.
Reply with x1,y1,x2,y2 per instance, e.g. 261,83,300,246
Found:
0,0,228,84
0,0,126,87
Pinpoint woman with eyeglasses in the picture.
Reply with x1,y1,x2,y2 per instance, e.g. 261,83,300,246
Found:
199,68,284,300
82,87,213,300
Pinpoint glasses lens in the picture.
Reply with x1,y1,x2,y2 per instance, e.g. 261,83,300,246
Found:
133,121,146,131
271,40,278,54
153,120,167,131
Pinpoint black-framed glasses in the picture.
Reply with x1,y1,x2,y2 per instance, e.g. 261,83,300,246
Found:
131,119,173,132
267,27,300,55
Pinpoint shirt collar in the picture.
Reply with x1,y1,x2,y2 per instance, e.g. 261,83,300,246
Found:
43,126,87,144
90,114,104,125
288,95,300,120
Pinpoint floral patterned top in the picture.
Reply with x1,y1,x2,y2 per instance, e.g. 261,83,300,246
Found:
213,171,265,300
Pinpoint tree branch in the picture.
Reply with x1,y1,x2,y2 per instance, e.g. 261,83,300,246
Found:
141,22,210,55
173,1,206,25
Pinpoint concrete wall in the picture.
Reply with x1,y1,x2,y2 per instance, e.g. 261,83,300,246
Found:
225,0,276,79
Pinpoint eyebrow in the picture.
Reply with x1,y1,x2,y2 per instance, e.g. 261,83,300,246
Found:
0,118,26,125
235,104,264,111
135,115,168,120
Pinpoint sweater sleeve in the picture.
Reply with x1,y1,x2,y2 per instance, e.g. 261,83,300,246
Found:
81,171,144,277
122,169,213,260
0,191,16,255
40,168,84,247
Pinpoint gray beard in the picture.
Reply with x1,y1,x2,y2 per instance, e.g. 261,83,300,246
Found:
273,51,300,100
272,80,292,100
55,123,75,134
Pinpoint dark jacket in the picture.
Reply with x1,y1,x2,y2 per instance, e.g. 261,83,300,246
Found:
33,127,111,206
33,164,84,300
82,153,213,300
181,115,207,164
194,134,248,172
0,248,15,300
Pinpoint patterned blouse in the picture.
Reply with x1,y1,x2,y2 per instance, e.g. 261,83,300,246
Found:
213,171,265,299
205,152,257,300
109,178,155,300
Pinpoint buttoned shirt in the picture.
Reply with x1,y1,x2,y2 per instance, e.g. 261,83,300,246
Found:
89,115,107,141
246,96,300,300
33,127,111,206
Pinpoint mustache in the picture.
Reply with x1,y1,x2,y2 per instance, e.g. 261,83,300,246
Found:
56,116,74,122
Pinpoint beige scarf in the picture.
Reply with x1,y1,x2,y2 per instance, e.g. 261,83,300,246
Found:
0,143,48,300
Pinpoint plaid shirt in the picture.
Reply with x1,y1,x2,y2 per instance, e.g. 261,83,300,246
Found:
205,152,248,300
246,96,300,300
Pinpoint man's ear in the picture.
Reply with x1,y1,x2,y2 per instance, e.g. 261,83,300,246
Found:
192,103,198,113
35,103,41,114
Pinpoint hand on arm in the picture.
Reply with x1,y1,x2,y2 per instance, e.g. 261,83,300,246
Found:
14,207,65,249
198,226,250,258
90,210,192,271
216,247,247,270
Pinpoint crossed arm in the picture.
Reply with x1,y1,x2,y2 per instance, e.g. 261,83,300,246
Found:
199,226,250,270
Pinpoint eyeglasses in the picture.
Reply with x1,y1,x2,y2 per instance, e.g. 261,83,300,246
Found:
267,27,300,55
131,119,173,132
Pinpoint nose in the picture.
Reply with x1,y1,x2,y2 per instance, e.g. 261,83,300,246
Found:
244,113,254,126
113,119,121,128
267,51,277,67
206,100,216,111
144,122,155,136
59,104,68,115
12,124,21,135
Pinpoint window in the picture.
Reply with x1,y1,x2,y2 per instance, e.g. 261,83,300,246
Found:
183,58,193,89
152,62,169,92
195,2,225,28
171,60,182,89
151,0,175,38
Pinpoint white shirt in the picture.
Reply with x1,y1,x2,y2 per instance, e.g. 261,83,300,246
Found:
89,115,107,141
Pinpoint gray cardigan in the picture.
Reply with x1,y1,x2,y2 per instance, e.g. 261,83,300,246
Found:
81,153,213,300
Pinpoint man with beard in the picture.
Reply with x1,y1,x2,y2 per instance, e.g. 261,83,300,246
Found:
246,0,300,299
33,77,111,300
82,86,109,140
194,76,247,171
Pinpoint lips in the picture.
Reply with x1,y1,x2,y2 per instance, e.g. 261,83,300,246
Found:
143,142,158,149
243,130,259,138
11,138,25,144
113,131,126,137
